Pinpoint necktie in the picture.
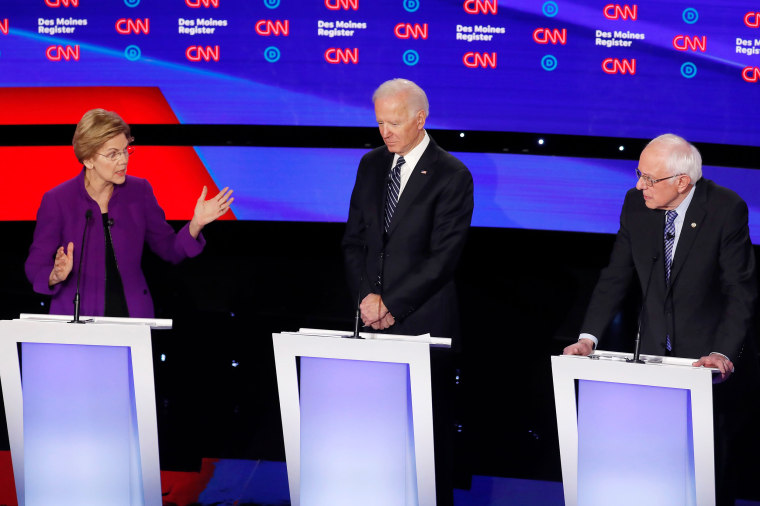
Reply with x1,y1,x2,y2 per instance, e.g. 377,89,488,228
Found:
664,209,677,352
664,210,678,285
384,156,405,232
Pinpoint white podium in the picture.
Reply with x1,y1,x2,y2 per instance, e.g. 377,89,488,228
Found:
0,315,169,506
272,329,450,506
552,351,716,506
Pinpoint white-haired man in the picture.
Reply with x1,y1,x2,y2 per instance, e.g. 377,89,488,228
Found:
342,78,474,506
343,78,474,344
565,133,758,505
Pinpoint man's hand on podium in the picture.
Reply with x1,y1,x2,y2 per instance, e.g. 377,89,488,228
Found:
693,353,734,383
563,339,594,356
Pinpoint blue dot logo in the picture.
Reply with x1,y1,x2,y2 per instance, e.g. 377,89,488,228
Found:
124,45,141,61
263,0,280,8
682,8,698,24
124,0,140,7
680,62,697,78
403,0,420,13
542,1,558,18
403,49,419,66
541,54,557,71
264,46,281,62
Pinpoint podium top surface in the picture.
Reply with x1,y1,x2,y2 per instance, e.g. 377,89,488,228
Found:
294,328,452,348
18,313,172,330
557,349,719,372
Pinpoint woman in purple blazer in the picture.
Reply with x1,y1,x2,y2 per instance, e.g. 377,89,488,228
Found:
25,108,233,318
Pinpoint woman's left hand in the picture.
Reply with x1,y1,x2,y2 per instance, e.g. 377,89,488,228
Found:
189,186,234,238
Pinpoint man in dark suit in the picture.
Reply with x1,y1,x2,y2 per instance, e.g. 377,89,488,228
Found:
342,78,474,506
342,78,474,342
565,133,758,505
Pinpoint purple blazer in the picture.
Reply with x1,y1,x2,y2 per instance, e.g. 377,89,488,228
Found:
25,170,206,318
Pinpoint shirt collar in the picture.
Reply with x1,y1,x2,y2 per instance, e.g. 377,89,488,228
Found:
393,131,429,170
673,183,696,218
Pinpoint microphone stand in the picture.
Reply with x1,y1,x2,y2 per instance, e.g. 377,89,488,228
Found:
347,227,370,339
70,209,92,324
352,286,363,339
628,254,658,363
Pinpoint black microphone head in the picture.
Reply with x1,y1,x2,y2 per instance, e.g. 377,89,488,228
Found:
85,209,92,220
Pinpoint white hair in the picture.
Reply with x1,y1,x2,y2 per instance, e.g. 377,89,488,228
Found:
647,133,702,183
372,78,429,118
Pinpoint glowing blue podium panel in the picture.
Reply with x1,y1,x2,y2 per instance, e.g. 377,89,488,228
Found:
577,381,695,505
273,330,448,506
552,352,715,506
300,358,413,506
0,317,166,506
22,343,137,505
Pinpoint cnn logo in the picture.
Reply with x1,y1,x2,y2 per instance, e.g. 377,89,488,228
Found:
186,0,219,7
255,20,289,36
464,0,497,15
325,0,358,10
324,48,358,64
603,4,637,20
463,52,497,68
44,0,78,7
186,45,220,61
602,58,636,74
115,19,150,35
46,45,80,61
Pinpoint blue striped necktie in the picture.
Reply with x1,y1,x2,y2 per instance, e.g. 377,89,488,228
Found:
384,156,405,232
664,209,677,352
664,210,678,285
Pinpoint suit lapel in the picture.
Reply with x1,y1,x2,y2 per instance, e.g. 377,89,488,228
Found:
669,182,706,289
646,208,665,265
386,140,437,236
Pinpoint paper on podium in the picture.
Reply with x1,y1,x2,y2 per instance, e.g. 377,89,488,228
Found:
570,349,720,373
295,328,452,348
19,313,172,329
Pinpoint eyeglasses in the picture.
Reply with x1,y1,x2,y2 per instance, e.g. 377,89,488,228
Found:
97,145,135,163
635,168,682,188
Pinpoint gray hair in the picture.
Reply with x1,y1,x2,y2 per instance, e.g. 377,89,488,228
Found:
372,78,429,118
647,133,702,184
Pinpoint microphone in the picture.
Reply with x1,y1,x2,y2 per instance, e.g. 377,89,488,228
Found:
347,222,371,339
629,253,658,363
70,209,92,324
352,281,363,339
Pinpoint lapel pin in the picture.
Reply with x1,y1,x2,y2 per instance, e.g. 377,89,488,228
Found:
691,222,696,228
421,170,427,175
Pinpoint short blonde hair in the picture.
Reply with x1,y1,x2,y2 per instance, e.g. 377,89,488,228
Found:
73,109,132,163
